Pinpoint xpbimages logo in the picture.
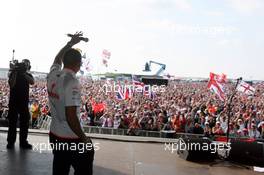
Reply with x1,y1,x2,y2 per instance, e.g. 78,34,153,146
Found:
99,82,166,95
32,142,100,153
164,138,231,154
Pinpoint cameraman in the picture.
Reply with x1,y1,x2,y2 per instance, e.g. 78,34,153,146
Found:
7,59,34,149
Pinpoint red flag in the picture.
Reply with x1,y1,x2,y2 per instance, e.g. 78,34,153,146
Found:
207,72,226,101
90,98,106,114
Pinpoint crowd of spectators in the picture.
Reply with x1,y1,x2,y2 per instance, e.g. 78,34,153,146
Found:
0,77,264,139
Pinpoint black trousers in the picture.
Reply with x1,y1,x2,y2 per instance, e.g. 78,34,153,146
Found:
49,133,94,175
7,102,30,145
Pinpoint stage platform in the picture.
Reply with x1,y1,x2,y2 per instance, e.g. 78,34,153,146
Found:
0,131,261,175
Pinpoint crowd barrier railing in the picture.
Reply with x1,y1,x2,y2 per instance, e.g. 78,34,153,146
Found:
82,125,204,138
29,115,205,138
30,115,264,141
36,115,52,130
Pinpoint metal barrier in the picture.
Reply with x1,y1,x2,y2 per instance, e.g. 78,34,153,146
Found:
37,115,52,130
6,114,264,140
33,115,237,139
83,125,204,138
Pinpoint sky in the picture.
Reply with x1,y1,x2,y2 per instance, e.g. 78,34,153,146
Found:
0,0,264,80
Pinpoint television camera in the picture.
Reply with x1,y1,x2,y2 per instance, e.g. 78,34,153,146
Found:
9,50,31,73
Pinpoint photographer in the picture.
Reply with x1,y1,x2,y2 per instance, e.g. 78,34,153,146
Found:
7,59,34,149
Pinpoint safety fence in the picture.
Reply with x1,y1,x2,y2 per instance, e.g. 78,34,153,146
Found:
35,115,202,138
83,126,206,138
5,115,263,140
36,115,52,130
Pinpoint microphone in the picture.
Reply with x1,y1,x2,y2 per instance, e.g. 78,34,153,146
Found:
67,34,89,42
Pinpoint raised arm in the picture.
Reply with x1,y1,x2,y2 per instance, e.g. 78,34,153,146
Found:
52,31,84,66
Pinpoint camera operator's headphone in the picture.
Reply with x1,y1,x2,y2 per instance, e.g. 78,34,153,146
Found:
22,59,31,70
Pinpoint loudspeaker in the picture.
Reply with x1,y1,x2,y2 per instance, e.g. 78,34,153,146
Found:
177,137,217,162
229,139,264,167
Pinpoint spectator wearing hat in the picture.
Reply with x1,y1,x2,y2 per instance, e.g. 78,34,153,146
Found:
204,122,212,137
237,118,245,130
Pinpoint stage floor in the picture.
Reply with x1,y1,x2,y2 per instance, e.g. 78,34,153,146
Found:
0,132,260,175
